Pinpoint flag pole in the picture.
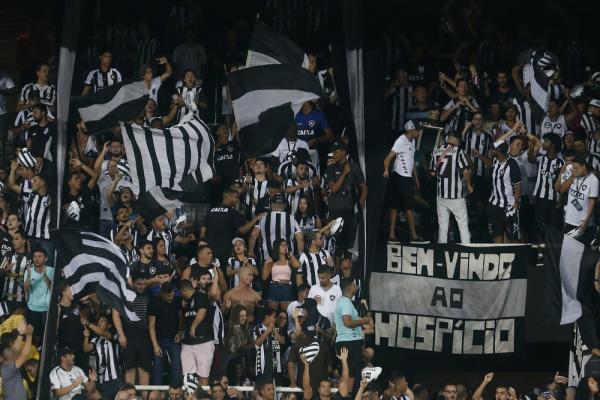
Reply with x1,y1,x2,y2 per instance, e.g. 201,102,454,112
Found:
36,0,82,398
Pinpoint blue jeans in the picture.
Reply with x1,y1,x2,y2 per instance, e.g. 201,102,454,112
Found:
152,338,182,385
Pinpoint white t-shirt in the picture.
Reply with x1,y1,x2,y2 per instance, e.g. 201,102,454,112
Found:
308,283,342,325
0,70,15,115
49,365,88,400
271,138,310,163
512,151,537,197
391,134,415,177
565,173,599,227
540,114,567,137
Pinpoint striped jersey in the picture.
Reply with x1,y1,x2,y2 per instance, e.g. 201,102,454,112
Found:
540,114,567,137
84,68,122,92
253,324,282,375
18,179,33,220
532,154,564,200
389,85,412,131
295,214,318,233
175,81,202,122
513,98,536,135
90,335,121,384
430,144,469,199
298,249,331,287
14,108,55,132
1,252,30,302
277,160,317,181
285,178,315,215
489,158,522,208
463,129,492,177
25,193,51,240
582,111,599,135
587,153,600,172
245,177,269,208
258,211,302,258
19,82,56,107
226,256,257,288
443,97,480,134
588,136,600,155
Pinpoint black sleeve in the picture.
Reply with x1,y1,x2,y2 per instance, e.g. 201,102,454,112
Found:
509,160,522,184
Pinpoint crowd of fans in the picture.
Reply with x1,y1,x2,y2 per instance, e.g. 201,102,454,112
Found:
0,1,599,400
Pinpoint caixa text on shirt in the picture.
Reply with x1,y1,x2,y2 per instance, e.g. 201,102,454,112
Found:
373,312,516,354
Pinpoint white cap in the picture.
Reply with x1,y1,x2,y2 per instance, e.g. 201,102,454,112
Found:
589,99,600,108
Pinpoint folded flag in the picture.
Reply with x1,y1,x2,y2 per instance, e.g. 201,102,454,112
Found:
75,79,148,134
53,229,140,321
246,20,309,68
120,115,215,196
134,186,183,223
228,64,323,157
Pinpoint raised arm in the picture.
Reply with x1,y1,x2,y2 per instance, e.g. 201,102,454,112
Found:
337,347,350,397
473,373,494,400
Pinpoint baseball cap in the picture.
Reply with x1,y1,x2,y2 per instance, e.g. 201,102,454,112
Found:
295,148,310,161
331,141,348,152
231,237,245,246
404,120,421,131
589,99,600,108
58,347,75,358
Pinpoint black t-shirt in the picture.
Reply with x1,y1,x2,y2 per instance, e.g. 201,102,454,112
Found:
28,122,56,158
288,337,331,391
182,291,213,345
326,161,365,212
63,186,98,230
130,259,170,280
57,303,84,349
489,85,520,105
148,296,181,340
204,206,245,258
0,229,14,261
215,141,240,180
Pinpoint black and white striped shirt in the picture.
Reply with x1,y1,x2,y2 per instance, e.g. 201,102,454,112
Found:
25,193,51,240
19,83,56,107
253,324,282,375
389,86,412,131
430,144,469,199
175,81,203,123
588,136,600,155
90,335,121,384
245,178,269,208
285,178,315,215
18,179,33,220
1,252,29,303
226,256,257,288
582,112,599,135
463,129,492,177
540,114,567,137
298,249,331,287
513,98,536,136
443,97,480,134
587,153,600,172
295,214,318,233
146,229,174,258
277,160,317,181
532,154,564,200
110,225,139,247
84,68,122,92
489,158,522,208
259,211,302,258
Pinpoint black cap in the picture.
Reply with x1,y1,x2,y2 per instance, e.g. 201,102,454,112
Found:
331,141,348,152
495,142,509,155
295,148,310,161
574,155,588,165
267,180,281,190
272,192,287,205
58,347,75,358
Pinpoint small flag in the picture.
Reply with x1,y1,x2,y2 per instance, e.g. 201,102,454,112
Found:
75,79,148,134
246,20,309,68
53,229,140,321
299,342,320,364
523,49,560,111
361,366,382,382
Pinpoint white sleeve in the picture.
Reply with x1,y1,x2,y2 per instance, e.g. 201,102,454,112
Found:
308,285,317,299
49,368,61,389
19,83,29,102
115,69,122,83
391,137,403,154
84,70,94,85
443,100,453,111
298,254,307,272
590,176,599,198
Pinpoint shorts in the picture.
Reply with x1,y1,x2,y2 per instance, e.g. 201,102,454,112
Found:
335,340,363,379
181,341,215,378
390,173,415,211
487,203,520,241
267,281,295,302
122,327,152,371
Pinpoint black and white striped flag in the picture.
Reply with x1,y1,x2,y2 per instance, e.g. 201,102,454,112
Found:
229,65,323,157
120,115,215,196
246,20,309,68
75,79,148,134
523,49,560,111
53,229,140,321
544,227,597,325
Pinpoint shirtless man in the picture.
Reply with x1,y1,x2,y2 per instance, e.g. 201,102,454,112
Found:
222,267,261,322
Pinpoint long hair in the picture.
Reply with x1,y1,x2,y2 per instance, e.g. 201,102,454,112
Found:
270,238,287,260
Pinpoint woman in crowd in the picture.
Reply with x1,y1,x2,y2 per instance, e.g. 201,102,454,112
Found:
262,239,300,311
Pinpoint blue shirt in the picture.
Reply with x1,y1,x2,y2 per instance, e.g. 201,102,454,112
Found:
26,266,54,312
334,296,362,342
295,108,330,142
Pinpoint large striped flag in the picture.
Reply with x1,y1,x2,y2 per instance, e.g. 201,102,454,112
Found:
53,229,140,321
246,20,309,68
229,65,323,157
523,49,560,111
75,79,148,133
120,115,215,196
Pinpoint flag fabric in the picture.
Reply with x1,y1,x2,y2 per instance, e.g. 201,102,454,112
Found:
246,20,309,68
228,64,323,157
544,227,597,325
120,115,215,196
75,79,148,134
523,49,560,111
299,342,320,364
53,229,140,321
134,186,183,222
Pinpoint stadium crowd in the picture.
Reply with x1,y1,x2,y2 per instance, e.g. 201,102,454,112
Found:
0,1,599,400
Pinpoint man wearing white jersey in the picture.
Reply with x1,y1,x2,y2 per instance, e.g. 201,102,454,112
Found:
308,265,341,325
